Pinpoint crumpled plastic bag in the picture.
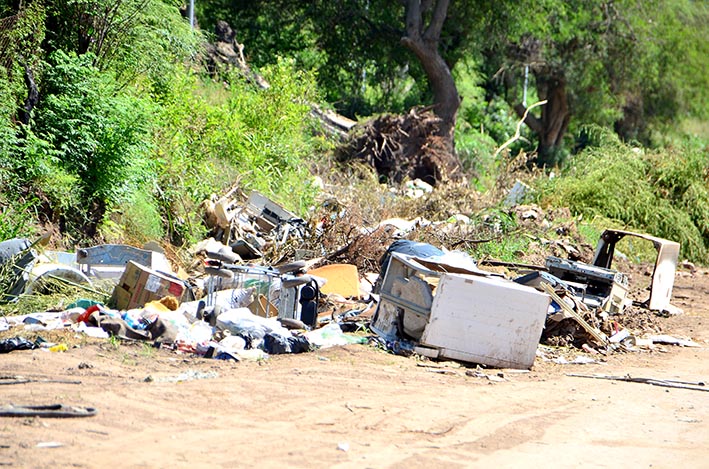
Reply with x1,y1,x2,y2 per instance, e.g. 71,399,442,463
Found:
0,337,38,353
305,322,367,348
215,308,291,342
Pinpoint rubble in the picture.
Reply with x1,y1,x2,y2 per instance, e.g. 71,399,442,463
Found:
0,185,696,372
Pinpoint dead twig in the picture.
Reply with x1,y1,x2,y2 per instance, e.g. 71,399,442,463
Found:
493,99,547,158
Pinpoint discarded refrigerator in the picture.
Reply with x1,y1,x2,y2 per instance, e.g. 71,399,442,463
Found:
372,253,550,369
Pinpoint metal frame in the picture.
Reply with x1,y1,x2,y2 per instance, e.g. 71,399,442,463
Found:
592,229,680,311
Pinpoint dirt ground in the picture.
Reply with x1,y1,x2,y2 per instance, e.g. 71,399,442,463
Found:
1,267,708,468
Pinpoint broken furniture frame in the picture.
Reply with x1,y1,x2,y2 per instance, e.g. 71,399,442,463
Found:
592,230,679,311
545,229,680,313
545,256,629,313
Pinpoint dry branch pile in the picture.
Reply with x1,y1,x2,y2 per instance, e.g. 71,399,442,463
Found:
336,108,464,186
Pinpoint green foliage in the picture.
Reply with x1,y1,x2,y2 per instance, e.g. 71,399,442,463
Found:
2,0,46,68
33,50,153,205
464,209,529,262
197,1,482,119
151,59,321,244
0,197,36,240
539,133,709,262
101,191,165,243
106,0,202,89
0,72,17,173
471,0,709,159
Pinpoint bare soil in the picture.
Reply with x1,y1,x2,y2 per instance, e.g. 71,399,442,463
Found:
2,267,708,468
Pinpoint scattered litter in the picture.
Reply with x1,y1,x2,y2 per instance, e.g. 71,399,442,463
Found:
423,367,460,375
504,180,531,207
552,355,597,365
36,442,64,448
305,322,366,348
465,369,507,382
646,335,701,348
608,329,631,344
48,343,68,353
337,442,350,452
0,188,692,378
154,370,220,383
72,322,110,339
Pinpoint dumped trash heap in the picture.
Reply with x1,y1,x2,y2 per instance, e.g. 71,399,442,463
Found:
0,188,695,369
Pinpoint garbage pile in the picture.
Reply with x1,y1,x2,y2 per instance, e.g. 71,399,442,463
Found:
0,189,694,368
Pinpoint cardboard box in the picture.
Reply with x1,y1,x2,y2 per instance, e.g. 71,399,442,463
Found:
111,261,186,310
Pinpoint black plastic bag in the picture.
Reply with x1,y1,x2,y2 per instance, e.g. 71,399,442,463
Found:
0,337,38,353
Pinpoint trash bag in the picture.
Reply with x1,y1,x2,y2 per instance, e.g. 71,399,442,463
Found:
305,322,366,348
379,240,444,271
288,335,311,354
215,307,291,341
375,240,444,293
263,333,291,354
0,337,38,353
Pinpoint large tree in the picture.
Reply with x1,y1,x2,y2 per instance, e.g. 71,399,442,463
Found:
478,0,709,165
199,1,475,149
400,0,459,150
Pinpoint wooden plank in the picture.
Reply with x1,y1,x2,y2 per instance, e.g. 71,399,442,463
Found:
541,283,608,345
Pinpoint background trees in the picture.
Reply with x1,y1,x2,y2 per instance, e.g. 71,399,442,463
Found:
0,0,706,256
198,0,708,165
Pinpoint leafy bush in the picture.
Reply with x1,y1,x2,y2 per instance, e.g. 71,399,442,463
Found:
101,191,165,243
30,50,154,237
0,71,18,187
539,130,709,262
152,59,322,244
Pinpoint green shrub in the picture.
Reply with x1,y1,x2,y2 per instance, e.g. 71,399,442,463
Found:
0,197,36,240
101,190,164,243
539,133,709,262
152,59,322,244
34,51,154,204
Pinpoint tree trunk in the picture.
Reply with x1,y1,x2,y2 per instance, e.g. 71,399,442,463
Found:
514,73,570,167
400,0,463,181
21,62,39,125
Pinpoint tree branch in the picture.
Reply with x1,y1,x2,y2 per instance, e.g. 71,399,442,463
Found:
404,0,422,41
513,102,544,135
423,0,449,43
494,100,547,157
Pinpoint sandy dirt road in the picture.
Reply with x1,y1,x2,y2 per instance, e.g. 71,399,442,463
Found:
1,269,708,468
